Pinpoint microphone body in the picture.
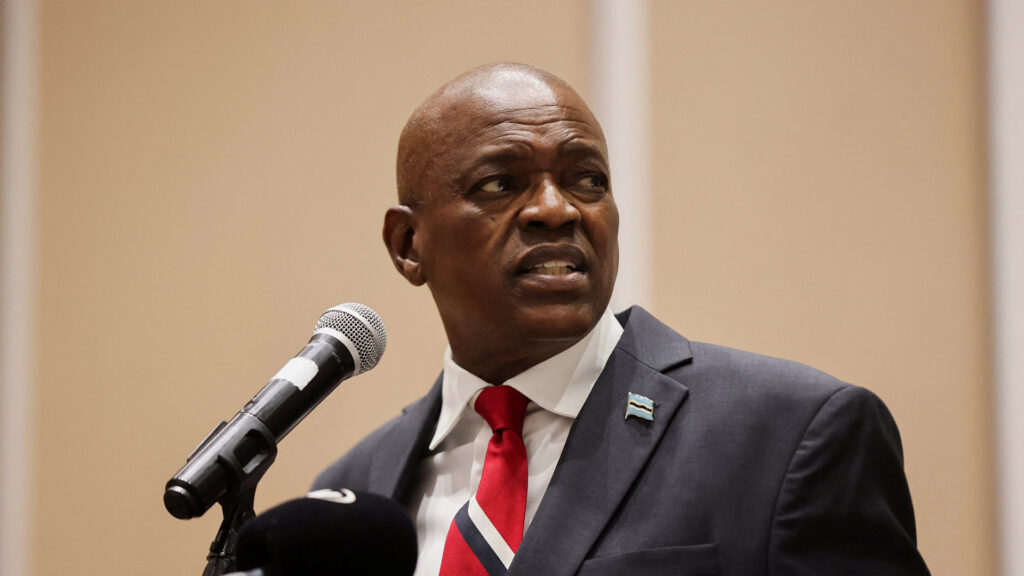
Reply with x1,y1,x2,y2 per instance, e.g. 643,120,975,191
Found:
164,304,386,520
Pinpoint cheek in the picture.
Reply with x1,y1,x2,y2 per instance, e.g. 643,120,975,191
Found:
606,207,620,255
585,203,619,252
425,222,501,286
604,198,620,236
585,204,619,293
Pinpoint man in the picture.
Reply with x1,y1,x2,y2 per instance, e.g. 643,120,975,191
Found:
315,63,930,575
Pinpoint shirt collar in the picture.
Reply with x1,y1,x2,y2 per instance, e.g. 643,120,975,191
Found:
429,308,624,450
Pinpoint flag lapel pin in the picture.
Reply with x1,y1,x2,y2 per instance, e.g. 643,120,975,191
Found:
625,392,655,422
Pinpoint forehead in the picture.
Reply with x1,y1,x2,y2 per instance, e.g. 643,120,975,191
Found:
468,68,562,111
436,83,606,163
397,70,609,201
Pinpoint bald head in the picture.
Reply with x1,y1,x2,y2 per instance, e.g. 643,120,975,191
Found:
396,63,604,206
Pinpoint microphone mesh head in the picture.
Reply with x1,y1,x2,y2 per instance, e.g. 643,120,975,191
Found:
315,303,387,374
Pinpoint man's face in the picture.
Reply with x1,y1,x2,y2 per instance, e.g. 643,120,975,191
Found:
398,76,619,380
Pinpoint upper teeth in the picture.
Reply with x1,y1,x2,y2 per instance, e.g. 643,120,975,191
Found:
531,261,576,273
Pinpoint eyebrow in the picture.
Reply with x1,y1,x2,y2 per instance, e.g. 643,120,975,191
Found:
478,148,530,163
465,137,606,173
469,143,534,168
557,138,606,159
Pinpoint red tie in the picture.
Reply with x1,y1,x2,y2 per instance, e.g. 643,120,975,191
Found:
439,385,529,576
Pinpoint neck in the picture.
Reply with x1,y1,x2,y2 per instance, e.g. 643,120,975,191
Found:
450,338,580,384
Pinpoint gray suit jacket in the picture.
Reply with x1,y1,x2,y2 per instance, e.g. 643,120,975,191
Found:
314,307,930,575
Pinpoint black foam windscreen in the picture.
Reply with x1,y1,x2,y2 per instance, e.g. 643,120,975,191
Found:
235,490,417,576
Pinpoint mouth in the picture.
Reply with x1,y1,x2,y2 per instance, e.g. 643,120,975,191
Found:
524,260,579,276
515,245,590,291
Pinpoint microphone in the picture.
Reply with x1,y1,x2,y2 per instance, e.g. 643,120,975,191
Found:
163,303,387,520
228,489,418,576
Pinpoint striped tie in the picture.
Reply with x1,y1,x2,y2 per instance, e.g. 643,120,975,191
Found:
439,385,529,576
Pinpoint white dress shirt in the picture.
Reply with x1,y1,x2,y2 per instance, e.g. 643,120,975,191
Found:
406,308,624,576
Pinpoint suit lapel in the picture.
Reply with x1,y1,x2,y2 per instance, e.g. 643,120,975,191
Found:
368,376,442,502
509,307,693,576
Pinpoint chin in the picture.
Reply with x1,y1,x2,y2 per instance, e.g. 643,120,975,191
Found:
514,303,602,343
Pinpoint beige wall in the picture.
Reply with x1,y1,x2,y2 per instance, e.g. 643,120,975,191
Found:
24,1,991,575
649,3,993,574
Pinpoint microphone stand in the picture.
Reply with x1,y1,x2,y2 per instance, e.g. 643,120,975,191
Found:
200,441,276,576
203,486,258,576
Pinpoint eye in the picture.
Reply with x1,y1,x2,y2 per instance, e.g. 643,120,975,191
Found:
479,177,509,193
574,174,609,192
474,176,516,197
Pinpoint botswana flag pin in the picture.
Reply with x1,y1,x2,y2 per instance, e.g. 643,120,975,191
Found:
625,392,655,422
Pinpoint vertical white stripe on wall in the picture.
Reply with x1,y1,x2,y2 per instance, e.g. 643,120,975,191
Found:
990,1,1024,575
590,0,652,312
1,1,37,575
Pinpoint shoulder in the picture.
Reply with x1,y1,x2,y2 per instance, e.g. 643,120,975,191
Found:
685,340,852,406
622,308,893,456
311,384,442,493
621,306,855,412
684,341,899,446
311,411,405,491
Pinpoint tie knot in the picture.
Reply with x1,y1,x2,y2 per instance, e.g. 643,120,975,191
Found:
474,385,528,435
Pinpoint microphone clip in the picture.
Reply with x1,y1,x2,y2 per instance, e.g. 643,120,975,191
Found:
166,412,278,576
201,485,260,576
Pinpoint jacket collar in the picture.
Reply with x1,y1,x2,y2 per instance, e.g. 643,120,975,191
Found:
368,376,442,503
509,306,694,576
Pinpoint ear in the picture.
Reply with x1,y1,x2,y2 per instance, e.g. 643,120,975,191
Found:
383,205,427,286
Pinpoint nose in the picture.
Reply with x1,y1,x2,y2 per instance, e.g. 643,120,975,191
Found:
516,176,581,230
